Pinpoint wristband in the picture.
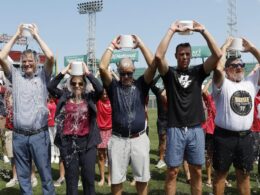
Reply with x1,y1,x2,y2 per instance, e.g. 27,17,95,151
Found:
107,46,114,52
200,29,205,34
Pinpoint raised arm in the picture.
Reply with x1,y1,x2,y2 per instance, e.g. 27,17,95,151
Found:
202,79,212,95
155,21,180,76
0,25,23,76
99,36,120,87
192,21,222,74
30,24,54,75
213,37,233,88
132,35,155,84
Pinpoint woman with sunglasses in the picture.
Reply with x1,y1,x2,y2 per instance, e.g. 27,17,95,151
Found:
47,62,103,195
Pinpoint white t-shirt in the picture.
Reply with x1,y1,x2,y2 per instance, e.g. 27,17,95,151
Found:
213,71,259,131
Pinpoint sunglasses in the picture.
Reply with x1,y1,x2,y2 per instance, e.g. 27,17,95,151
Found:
71,81,84,87
119,72,133,77
228,63,245,68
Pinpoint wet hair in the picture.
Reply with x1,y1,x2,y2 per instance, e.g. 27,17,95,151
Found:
175,43,191,54
21,49,39,62
117,58,135,73
225,56,243,67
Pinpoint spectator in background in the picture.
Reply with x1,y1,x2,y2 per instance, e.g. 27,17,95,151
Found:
47,95,59,164
0,79,8,163
0,24,55,195
96,89,112,187
150,74,167,169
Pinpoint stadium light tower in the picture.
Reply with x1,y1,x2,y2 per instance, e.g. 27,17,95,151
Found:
227,0,237,36
77,0,103,74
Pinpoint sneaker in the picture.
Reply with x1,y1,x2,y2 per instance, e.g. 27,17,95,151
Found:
155,160,166,169
78,180,82,187
225,180,232,187
54,177,65,187
31,177,38,188
54,156,59,164
3,155,10,163
6,178,19,187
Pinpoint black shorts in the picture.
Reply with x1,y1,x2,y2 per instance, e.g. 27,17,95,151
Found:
213,127,254,173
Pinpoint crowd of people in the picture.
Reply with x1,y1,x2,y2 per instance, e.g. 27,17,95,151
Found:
0,21,260,195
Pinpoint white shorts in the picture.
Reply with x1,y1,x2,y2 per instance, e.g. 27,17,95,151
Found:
108,133,150,184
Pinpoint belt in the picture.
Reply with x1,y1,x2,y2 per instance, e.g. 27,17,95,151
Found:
112,129,146,139
14,125,48,136
215,126,251,137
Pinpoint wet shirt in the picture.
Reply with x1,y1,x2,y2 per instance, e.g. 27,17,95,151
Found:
162,65,209,127
8,65,50,131
106,76,149,136
63,100,90,136
213,71,259,131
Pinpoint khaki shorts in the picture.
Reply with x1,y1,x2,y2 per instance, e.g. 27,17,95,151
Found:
5,130,13,158
108,133,150,184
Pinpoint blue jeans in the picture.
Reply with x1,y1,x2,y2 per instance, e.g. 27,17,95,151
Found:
13,130,55,195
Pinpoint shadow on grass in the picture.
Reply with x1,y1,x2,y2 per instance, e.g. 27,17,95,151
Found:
0,188,20,195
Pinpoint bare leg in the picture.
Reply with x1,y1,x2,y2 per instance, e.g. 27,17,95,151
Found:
213,170,229,195
159,133,166,161
165,167,179,195
236,169,250,195
183,160,191,183
205,152,212,186
111,183,123,195
189,164,202,195
136,181,148,195
98,148,106,186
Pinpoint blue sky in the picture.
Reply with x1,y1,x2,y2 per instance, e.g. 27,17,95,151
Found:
1,0,260,71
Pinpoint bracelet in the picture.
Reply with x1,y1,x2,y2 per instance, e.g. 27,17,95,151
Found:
107,46,114,52
200,29,205,34
111,42,117,48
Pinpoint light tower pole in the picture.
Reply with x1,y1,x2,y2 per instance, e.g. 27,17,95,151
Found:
77,0,103,74
227,0,237,36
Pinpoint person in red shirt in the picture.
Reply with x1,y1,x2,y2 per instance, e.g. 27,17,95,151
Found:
47,96,59,163
251,88,260,186
96,89,112,186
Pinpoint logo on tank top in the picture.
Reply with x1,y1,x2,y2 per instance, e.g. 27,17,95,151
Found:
178,75,192,88
230,90,252,116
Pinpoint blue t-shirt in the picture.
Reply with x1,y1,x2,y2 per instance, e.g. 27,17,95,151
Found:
106,76,149,137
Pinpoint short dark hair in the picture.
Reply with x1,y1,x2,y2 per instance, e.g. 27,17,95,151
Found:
21,49,39,62
175,43,191,54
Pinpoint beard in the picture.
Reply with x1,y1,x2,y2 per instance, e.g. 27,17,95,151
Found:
228,72,244,82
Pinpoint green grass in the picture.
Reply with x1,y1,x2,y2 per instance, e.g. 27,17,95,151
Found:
0,109,260,194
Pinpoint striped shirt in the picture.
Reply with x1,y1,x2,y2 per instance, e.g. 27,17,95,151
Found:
8,65,50,131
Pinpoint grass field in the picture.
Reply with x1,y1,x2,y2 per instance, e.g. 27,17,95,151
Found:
0,109,260,194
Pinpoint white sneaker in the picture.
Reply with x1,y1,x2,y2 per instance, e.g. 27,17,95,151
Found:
155,160,166,169
31,177,38,188
54,156,59,164
3,155,10,163
54,177,65,187
6,178,19,187
78,180,82,187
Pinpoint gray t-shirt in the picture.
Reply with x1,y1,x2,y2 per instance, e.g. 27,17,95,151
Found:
8,65,50,131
